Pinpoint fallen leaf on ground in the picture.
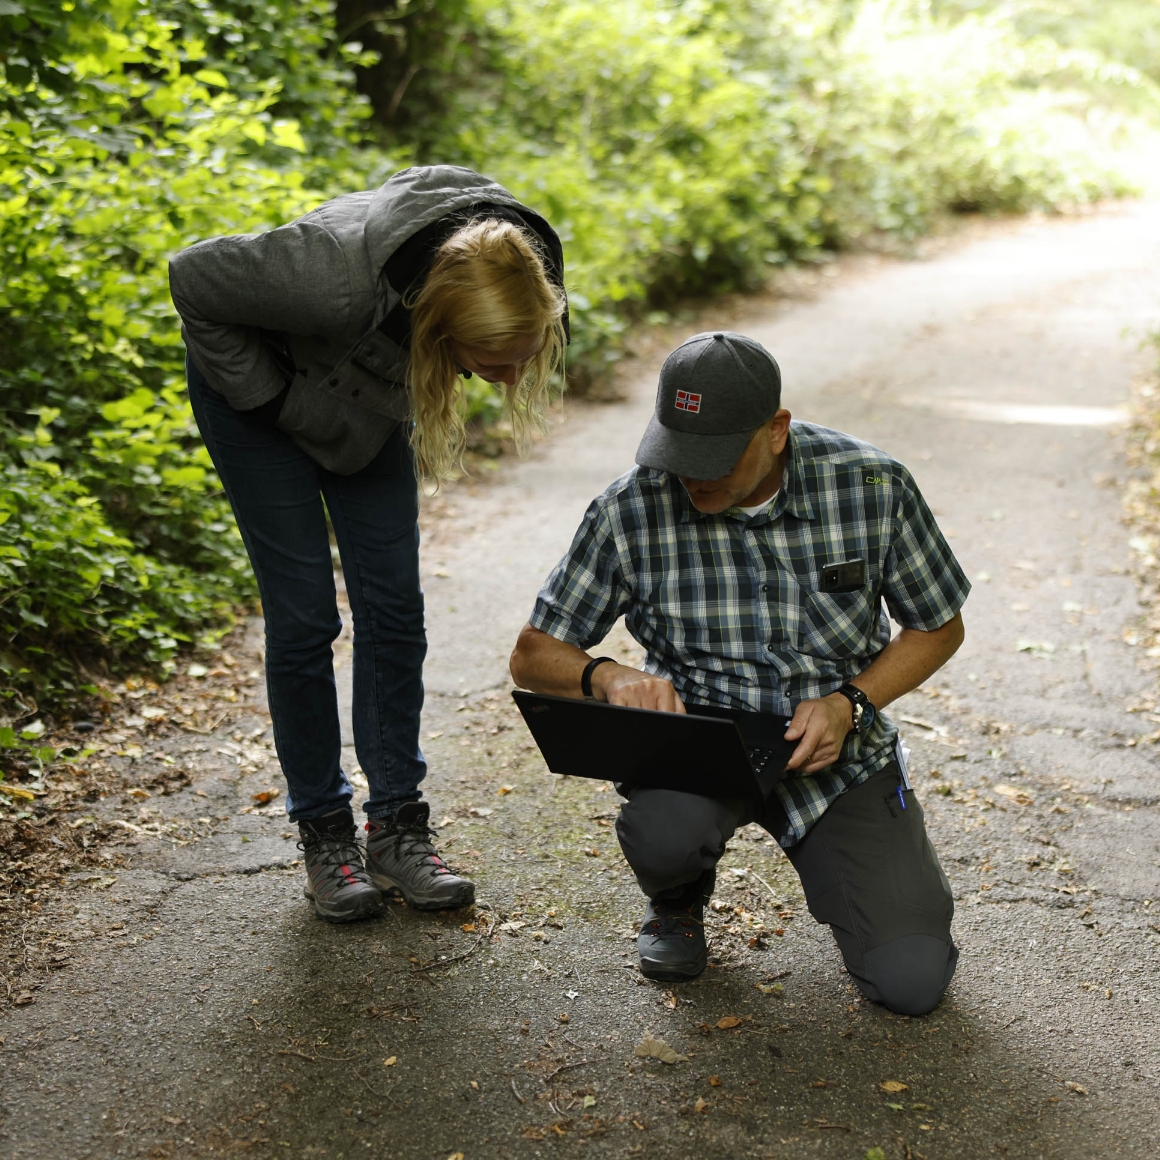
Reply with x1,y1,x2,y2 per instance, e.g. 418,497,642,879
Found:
661,991,677,1010
995,784,1033,805
468,806,493,817
522,1128,545,1140
252,789,278,803
693,1097,709,1113
756,983,783,996
446,1153,464,1160
716,1016,743,1029
13,993,35,1006
634,1033,687,1064
879,1080,908,1094
497,785,513,795
383,1056,397,1067
1066,1081,1088,1095
708,1075,722,1087
460,923,477,933
161,1116,184,1126
582,1095,596,1108
0,785,35,801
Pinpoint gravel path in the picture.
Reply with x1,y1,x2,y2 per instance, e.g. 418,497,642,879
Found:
4,202,1160,1160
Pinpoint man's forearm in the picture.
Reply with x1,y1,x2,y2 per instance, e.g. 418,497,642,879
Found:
509,624,596,698
510,623,685,713
847,612,965,711
786,612,964,773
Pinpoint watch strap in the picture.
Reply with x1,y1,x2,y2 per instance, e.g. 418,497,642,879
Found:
834,683,874,731
580,656,616,699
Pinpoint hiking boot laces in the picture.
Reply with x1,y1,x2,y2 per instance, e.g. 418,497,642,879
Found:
298,824,374,888
384,817,459,879
643,902,705,941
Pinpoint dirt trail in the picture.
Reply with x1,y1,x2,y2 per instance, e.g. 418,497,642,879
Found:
4,203,1160,1160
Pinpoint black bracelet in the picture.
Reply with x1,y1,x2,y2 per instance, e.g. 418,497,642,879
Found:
580,656,616,700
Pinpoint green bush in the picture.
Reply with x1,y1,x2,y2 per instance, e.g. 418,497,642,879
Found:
0,0,1153,714
0,0,396,715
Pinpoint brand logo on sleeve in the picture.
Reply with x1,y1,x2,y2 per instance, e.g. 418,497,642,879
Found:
674,390,702,414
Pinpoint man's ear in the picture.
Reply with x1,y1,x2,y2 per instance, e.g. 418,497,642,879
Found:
768,409,791,453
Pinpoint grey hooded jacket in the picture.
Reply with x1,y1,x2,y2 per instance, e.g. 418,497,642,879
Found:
169,165,564,474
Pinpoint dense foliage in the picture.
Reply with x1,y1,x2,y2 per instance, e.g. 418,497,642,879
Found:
0,0,1155,716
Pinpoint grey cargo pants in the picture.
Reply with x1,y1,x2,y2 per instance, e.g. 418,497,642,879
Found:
615,763,958,1016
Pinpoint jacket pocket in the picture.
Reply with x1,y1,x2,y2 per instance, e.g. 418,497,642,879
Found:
275,370,349,445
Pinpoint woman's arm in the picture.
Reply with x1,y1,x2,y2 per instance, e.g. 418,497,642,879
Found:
169,218,352,410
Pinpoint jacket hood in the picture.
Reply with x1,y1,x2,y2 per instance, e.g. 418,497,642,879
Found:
363,165,534,274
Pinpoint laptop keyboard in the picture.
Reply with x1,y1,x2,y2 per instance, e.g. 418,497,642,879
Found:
748,747,775,774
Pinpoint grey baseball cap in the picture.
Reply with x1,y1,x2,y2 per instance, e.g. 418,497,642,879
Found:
635,331,782,479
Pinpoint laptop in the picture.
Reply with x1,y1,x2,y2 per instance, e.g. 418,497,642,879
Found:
511,689,795,802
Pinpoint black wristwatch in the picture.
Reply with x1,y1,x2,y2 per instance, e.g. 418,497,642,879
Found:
833,684,876,734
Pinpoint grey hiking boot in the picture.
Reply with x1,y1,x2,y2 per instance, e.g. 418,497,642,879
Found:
637,875,713,981
365,802,475,911
299,810,383,923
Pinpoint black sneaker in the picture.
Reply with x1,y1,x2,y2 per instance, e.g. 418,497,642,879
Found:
299,809,383,923
365,802,475,910
637,878,712,981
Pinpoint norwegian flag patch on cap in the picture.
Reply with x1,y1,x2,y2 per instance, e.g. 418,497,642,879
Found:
674,390,702,413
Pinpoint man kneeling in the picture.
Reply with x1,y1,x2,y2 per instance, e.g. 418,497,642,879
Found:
509,332,969,1017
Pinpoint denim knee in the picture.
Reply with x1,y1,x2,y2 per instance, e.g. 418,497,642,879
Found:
855,934,958,1016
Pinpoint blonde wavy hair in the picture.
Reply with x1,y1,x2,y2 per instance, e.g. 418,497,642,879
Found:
406,218,568,479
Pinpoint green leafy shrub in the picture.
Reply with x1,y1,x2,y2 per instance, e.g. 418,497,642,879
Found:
0,0,396,714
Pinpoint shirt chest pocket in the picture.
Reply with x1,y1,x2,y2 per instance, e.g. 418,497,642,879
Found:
795,584,882,661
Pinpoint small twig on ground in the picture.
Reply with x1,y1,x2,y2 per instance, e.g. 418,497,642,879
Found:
180,710,233,736
813,1122,852,1131
750,871,780,906
545,1058,603,1082
274,1040,360,1064
413,917,495,973
356,1072,400,1106
510,1078,526,1104
246,1014,262,1031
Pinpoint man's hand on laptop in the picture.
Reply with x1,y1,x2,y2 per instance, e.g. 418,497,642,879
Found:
591,663,686,714
783,693,853,774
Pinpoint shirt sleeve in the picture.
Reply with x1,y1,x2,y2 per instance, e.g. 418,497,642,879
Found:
169,217,352,410
881,467,971,630
528,497,631,648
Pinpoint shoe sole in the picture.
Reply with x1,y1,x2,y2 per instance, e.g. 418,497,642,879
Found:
369,872,475,911
303,887,384,924
638,952,708,982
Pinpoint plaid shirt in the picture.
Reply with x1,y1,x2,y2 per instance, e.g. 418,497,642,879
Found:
529,421,970,845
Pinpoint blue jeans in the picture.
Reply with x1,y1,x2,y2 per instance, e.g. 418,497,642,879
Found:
187,358,427,822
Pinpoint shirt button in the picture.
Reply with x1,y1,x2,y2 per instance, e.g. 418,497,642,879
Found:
761,584,769,592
